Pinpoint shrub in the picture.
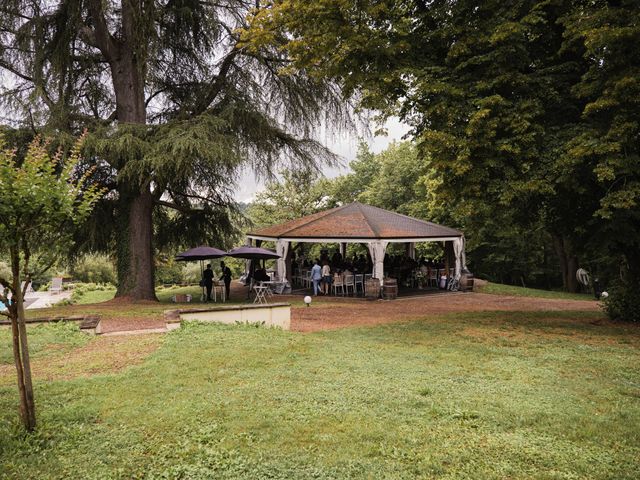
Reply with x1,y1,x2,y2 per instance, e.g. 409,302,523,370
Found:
156,258,185,285
72,254,116,285
602,278,640,322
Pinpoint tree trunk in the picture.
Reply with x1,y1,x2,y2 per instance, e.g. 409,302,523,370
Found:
10,247,36,431
109,36,157,300
115,187,158,300
552,234,580,293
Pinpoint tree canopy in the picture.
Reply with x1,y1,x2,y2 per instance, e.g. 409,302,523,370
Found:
0,0,348,299
244,0,640,294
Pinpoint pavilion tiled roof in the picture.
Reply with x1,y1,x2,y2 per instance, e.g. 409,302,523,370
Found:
248,202,462,240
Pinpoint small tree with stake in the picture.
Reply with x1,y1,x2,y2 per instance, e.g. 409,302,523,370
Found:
0,134,102,431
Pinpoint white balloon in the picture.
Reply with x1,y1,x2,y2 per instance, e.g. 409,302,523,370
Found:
601,291,609,299
304,295,312,305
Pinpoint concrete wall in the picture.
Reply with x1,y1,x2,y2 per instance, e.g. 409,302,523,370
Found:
167,303,291,330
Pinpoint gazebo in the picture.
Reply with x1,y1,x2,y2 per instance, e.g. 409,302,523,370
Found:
246,202,467,285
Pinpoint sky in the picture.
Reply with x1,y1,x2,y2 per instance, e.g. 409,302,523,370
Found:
234,117,411,203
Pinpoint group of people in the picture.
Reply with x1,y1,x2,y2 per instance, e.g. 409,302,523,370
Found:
308,259,358,296
292,250,372,280
202,262,232,301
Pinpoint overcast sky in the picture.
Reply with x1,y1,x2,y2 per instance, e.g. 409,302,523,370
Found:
234,117,411,203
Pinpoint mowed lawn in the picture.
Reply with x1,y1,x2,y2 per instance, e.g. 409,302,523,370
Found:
1,308,639,479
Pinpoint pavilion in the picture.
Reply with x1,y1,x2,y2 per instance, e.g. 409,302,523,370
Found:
246,202,467,285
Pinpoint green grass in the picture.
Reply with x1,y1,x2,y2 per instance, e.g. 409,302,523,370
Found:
477,282,595,301
74,287,116,305
1,310,638,479
0,322,90,365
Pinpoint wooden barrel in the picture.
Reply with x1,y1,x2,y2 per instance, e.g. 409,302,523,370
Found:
382,278,398,300
365,278,380,300
460,272,474,292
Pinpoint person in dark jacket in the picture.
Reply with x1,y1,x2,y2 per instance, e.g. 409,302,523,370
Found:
220,261,232,300
203,264,214,301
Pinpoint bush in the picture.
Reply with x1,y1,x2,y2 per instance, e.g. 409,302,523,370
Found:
72,254,116,285
156,259,184,285
602,278,640,322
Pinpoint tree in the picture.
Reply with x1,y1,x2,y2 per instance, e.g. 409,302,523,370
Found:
0,1,346,300
247,168,330,228
244,0,640,294
0,134,102,431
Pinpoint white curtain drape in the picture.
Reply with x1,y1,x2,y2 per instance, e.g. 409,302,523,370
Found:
461,236,467,272
276,239,289,282
408,242,416,260
453,237,467,279
367,240,388,285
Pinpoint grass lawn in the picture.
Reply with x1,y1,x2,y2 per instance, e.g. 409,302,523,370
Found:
477,282,595,301
1,307,638,479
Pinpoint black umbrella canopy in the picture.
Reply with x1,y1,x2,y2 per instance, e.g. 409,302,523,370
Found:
175,246,227,261
226,246,280,260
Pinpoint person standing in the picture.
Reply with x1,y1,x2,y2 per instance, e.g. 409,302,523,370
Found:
220,261,232,300
203,264,214,301
311,259,322,296
322,261,331,295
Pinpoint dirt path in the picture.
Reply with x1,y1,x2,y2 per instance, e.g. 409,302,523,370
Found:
94,287,601,334
290,292,601,333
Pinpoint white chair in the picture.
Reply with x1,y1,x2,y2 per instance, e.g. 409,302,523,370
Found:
354,274,364,294
303,270,312,288
332,274,345,296
48,277,63,294
213,282,226,302
344,274,355,295
428,269,438,287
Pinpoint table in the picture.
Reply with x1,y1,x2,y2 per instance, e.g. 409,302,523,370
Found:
259,281,287,295
253,285,269,305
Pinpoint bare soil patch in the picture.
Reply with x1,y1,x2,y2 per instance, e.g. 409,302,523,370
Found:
99,316,167,333
290,292,601,333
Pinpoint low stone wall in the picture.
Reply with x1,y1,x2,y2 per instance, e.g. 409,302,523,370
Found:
165,303,291,331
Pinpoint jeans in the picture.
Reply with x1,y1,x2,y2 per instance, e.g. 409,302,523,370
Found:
313,278,321,295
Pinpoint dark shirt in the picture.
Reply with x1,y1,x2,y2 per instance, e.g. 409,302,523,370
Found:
220,266,232,282
254,269,270,282
203,268,214,285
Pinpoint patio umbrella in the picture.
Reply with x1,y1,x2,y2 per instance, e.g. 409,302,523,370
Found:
175,246,227,301
175,245,227,261
227,246,281,299
226,246,280,260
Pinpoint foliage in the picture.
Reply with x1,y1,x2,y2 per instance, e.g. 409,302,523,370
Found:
0,1,350,299
246,168,332,229
244,0,640,299
155,255,185,286
71,254,116,285
0,133,102,431
602,279,640,323
1,311,638,478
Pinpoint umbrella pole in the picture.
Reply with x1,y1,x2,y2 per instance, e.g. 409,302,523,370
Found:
200,260,205,302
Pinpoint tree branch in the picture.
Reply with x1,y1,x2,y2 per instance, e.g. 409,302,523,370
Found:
0,60,33,82
84,0,118,61
155,199,199,212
